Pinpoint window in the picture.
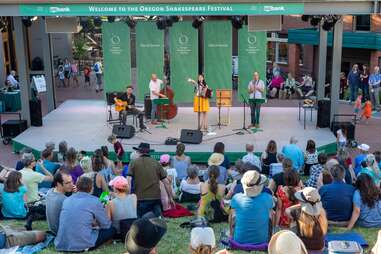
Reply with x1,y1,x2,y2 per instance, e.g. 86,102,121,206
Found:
355,15,370,31
267,32,288,64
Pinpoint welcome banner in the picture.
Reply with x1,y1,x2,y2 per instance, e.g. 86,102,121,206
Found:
204,21,232,94
102,22,131,93
136,22,164,100
238,28,267,101
170,21,198,103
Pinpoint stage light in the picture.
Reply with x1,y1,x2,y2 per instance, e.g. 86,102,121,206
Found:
322,15,339,31
107,16,115,23
30,16,38,22
125,16,136,29
93,16,102,27
192,16,205,29
231,16,244,29
310,16,321,27
156,16,167,30
22,16,32,27
301,15,310,22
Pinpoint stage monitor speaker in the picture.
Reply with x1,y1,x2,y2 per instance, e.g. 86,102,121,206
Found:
248,15,282,32
112,125,135,139
331,121,355,141
144,94,152,119
29,99,42,127
180,129,203,144
45,17,80,33
1,120,27,137
317,99,331,128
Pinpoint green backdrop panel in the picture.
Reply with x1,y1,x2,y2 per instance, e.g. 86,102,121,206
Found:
203,21,232,95
238,28,267,101
169,22,198,103
136,22,164,100
102,22,131,92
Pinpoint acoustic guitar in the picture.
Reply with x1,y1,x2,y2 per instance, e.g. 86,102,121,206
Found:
114,98,128,112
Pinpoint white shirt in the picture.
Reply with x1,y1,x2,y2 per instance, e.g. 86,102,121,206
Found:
337,129,347,143
180,179,201,194
7,74,19,88
242,152,261,169
248,79,265,99
149,79,163,100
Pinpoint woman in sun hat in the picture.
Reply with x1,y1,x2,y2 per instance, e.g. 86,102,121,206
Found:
268,230,308,254
204,153,228,185
285,187,328,254
106,176,137,239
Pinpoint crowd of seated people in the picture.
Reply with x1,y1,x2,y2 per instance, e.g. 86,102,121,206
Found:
0,137,381,254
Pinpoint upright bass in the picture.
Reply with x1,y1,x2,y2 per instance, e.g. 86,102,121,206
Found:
157,82,178,119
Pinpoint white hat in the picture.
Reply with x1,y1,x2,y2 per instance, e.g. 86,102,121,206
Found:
190,227,216,250
268,230,307,254
241,170,267,197
208,153,224,166
294,187,323,216
357,143,370,152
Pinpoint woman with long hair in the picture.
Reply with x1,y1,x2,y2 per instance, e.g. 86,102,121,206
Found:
359,154,381,185
275,170,302,228
189,74,210,131
304,140,318,176
91,155,109,198
1,171,27,218
261,140,278,175
347,174,381,229
171,142,191,182
198,166,226,221
63,147,84,184
213,142,230,170
286,187,328,253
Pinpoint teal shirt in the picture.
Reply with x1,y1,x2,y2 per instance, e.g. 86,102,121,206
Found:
358,168,381,186
1,185,28,218
36,160,60,189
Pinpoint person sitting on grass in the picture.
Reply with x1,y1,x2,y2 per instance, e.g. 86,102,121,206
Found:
106,176,137,240
36,148,60,191
226,160,246,200
275,170,302,229
306,153,328,189
261,140,278,175
242,144,261,169
160,154,178,194
1,171,28,219
229,170,273,244
62,147,83,184
198,165,227,222
268,230,308,254
319,164,355,225
282,137,304,172
303,140,318,176
346,174,381,230
171,142,191,182
358,154,381,186
269,158,303,194
46,171,75,235
189,227,216,254
15,147,33,171
286,187,328,254
124,212,167,254
204,153,228,185
354,144,370,175
179,165,201,203
91,155,109,198
55,176,115,252
57,140,68,163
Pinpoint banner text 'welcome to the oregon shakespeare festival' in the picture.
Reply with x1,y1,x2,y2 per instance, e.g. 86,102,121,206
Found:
88,5,234,13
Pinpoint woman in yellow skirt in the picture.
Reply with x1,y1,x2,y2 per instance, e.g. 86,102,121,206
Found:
188,74,210,131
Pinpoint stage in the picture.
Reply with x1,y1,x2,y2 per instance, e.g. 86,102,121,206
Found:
12,100,337,163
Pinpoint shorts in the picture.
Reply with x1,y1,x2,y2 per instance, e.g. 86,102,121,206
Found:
85,76,90,82
64,71,71,79
0,225,38,248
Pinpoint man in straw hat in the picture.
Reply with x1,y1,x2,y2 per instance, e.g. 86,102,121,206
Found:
268,230,307,254
127,143,175,218
229,170,273,244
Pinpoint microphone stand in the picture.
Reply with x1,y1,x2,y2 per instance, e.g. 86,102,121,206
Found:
233,93,252,134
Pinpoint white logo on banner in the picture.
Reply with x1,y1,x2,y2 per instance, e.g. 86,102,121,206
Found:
247,35,257,45
110,33,122,54
111,34,121,45
179,34,189,45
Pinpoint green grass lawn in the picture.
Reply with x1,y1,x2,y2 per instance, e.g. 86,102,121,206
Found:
2,218,379,254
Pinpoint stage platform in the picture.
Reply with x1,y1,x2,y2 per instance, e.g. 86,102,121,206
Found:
12,100,337,163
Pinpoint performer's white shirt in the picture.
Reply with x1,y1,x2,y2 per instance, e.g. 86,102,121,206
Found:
149,79,163,100
7,74,19,88
248,79,265,99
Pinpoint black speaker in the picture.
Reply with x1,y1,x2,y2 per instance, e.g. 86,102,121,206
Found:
317,99,331,128
112,125,135,139
331,121,355,140
144,94,152,119
1,120,27,137
180,129,203,144
29,99,42,126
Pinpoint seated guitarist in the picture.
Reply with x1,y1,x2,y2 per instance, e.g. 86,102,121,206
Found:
116,85,146,131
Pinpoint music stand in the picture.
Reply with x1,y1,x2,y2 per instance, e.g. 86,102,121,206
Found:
153,98,170,129
233,94,251,134
212,90,228,129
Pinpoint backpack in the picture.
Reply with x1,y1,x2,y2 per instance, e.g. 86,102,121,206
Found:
94,63,99,72
204,196,228,223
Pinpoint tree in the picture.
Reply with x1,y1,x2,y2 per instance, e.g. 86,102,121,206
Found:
73,37,89,70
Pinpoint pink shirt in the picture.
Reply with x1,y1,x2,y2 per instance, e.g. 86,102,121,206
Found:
71,64,78,73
